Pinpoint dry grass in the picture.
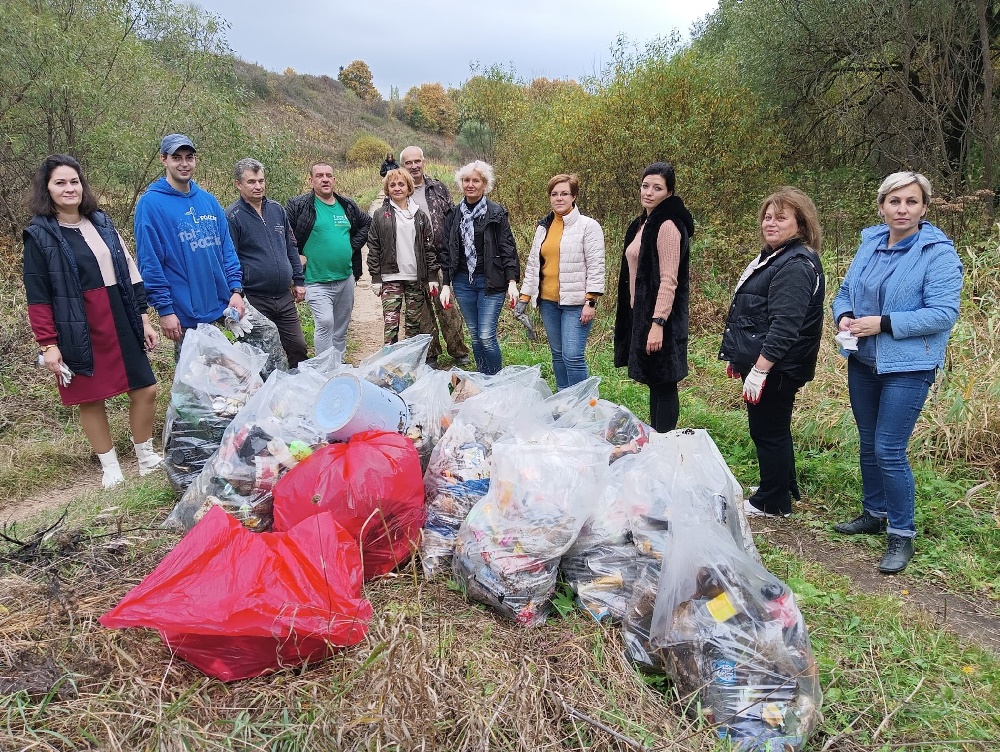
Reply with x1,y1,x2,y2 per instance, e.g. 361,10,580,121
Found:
0,514,707,752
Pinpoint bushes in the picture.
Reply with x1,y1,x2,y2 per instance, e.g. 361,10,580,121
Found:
345,134,392,168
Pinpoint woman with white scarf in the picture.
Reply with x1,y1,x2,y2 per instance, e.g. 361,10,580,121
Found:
367,168,439,353
439,160,520,375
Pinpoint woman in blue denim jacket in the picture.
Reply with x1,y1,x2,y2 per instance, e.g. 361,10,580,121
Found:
831,171,963,574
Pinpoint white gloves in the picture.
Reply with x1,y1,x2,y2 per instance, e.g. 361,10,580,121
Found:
742,366,768,404
506,280,518,305
224,306,253,337
835,330,859,351
428,281,439,296
373,283,382,297
58,362,73,387
440,285,452,308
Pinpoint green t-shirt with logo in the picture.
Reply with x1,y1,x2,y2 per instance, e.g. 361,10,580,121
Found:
303,197,353,283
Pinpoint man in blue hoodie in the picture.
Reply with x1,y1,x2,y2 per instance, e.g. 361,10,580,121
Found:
226,157,308,367
134,134,245,352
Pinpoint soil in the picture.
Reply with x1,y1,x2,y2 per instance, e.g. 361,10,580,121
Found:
746,516,1000,654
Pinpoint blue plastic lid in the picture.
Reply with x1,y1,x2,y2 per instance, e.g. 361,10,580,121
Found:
314,374,362,431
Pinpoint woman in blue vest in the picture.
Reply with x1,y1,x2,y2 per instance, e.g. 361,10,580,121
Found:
719,187,825,519
832,172,962,574
23,154,161,488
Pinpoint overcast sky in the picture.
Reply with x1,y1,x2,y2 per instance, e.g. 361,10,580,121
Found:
192,0,720,95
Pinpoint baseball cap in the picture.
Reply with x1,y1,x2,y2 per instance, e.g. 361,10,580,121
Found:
160,134,197,155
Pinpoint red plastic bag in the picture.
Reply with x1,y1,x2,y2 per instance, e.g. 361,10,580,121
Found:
272,430,426,580
100,506,371,681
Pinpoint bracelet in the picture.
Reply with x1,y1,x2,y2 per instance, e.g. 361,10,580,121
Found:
751,366,770,376
39,344,58,352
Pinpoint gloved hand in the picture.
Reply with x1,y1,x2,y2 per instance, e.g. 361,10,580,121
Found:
507,280,518,306
512,302,536,341
373,283,382,297
440,285,452,308
223,306,253,337
742,366,768,404
58,362,73,387
726,363,740,379
513,299,528,318
428,281,439,296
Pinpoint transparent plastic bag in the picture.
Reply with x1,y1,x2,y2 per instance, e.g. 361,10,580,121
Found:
359,334,431,393
235,301,289,379
649,516,822,750
452,430,612,625
448,364,553,405
555,398,651,462
419,378,547,577
541,376,601,421
401,369,455,471
164,355,342,531
162,325,267,494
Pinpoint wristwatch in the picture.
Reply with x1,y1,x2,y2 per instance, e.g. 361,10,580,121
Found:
230,287,244,296
652,317,667,327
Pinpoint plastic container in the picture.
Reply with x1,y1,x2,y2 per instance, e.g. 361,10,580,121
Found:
315,373,410,441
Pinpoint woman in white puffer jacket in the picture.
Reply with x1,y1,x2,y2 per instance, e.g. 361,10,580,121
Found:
516,173,605,390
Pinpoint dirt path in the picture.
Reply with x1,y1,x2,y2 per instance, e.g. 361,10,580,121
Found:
747,517,1000,654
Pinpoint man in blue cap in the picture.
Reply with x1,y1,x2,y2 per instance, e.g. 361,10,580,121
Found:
134,133,246,353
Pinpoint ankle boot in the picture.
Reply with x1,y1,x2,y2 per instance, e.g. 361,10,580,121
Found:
98,448,125,488
879,534,914,574
132,438,163,476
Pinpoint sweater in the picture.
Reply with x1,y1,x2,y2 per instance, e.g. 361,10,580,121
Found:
133,177,241,327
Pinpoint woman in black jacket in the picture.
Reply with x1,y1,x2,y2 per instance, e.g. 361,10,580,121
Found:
613,162,694,432
719,187,825,517
23,154,161,488
439,160,520,375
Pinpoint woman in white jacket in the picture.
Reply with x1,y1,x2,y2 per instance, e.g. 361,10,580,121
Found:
516,174,605,389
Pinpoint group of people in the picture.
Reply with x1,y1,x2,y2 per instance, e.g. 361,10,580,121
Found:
23,134,961,575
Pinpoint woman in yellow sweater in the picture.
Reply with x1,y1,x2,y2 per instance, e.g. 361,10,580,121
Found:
516,174,605,390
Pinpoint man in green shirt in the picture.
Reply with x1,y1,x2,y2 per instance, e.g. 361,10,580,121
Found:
286,162,371,357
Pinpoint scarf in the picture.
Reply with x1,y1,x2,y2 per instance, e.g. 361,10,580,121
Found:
460,198,488,283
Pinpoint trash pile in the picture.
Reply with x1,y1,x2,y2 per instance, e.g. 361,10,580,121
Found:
235,301,288,379
161,325,267,494
106,334,822,748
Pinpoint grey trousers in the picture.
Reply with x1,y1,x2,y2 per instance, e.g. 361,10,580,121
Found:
305,277,355,357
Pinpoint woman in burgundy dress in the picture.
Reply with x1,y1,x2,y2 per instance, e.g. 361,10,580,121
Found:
23,155,161,488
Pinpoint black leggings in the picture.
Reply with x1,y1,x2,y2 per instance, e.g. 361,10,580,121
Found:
649,382,679,433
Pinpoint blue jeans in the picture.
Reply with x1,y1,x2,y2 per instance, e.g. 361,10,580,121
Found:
538,300,593,390
451,274,504,375
848,356,935,537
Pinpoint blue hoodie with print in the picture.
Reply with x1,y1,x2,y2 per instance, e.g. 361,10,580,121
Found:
134,177,242,328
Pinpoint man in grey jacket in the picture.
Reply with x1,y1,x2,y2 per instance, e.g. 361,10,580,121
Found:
226,158,308,367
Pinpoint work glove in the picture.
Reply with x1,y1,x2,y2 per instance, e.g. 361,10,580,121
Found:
726,363,740,379
58,362,73,387
428,281,439,296
223,306,253,337
440,285,452,308
506,280,518,306
742,366,768,404
835,330,859,352
373,283,382,297
513,300,527,318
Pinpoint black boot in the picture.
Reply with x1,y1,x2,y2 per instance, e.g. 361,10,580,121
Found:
833,510,887,535
879,534,914,574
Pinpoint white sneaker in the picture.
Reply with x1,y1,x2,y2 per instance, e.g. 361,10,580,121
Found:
743,499,790,518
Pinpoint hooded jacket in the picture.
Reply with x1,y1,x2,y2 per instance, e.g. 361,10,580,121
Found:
832,220,962,374
613,195,695,387
133,177,242,328
225,196,304,297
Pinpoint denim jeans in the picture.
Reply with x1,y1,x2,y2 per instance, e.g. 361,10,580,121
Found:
305,277,354,357
538,300,593,390
451,273,504,375
848,356,935,537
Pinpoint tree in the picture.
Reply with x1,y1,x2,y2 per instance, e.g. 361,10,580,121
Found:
401,83,458,136
338,60,381,103
456,65,528,163
695,0,1000,190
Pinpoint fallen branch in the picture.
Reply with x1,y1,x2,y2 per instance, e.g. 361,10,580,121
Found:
563,701,650,752
873,676,924,742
